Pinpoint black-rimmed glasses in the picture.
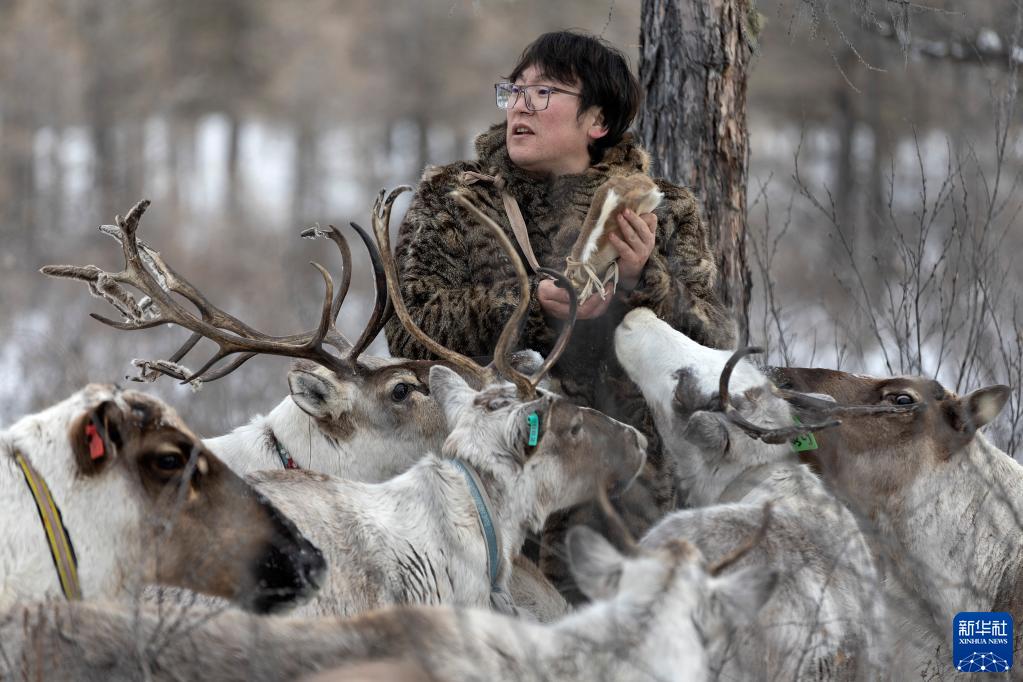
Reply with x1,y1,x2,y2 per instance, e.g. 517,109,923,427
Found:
494,82,581,112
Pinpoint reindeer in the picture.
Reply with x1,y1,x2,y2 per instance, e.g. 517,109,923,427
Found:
253,362,645,618
42,194,569,620
0,384,324,613
40,195,544,479
1,524,775,682
238,187,647,618
615,307,894,681
768,365,1016,679
41,198,458,481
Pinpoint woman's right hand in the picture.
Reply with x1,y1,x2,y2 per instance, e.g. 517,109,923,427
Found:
537,278,613,320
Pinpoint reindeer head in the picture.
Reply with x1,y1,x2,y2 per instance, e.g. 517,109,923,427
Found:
567,525,775,678
615,309,818,502
769,366,1010,501
10,384,324,612
285,358,448,480
429,366,646,531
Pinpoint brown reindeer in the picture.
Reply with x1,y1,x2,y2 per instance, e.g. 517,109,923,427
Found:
769,366,1015,678
1,384,324,612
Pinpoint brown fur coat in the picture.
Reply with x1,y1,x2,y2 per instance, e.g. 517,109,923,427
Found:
385,124,736,596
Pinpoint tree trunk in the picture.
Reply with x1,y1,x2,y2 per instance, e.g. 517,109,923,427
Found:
834,50,857,245
226,113,242,216
638,0,754,344
292,120,320,227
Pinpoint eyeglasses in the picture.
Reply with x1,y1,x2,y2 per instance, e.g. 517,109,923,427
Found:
494,82,581,112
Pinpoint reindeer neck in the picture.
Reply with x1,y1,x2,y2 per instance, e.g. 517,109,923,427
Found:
394,458,501,592
0,436,69,607
452,458,543,565
0,426,143,606
204,399,299,474
420,456,536,591
885,435,1023,620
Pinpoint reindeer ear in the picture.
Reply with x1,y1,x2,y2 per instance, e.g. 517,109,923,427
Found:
288,369,346,420
429,365,475,427
963,385,1010,429
682,411,729,456
708,566,777,627
70,400,124,476
567,526,624,601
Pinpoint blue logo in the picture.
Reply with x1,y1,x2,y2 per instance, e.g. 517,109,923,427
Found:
953,612,1013,673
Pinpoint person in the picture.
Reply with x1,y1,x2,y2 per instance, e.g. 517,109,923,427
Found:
385,29,736,596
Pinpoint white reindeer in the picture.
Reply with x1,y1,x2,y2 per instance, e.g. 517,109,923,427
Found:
616,307,890,681
0,383,324,613
2,525,775,682
42,195,547,482
251,361,645,617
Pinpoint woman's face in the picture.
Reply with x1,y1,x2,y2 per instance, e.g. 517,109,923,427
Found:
505,65,607,177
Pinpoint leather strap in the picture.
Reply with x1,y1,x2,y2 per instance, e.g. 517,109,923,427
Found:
460,171,545,275
450,458,505,591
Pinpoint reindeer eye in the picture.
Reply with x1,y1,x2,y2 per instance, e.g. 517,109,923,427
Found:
391,383,412,402
891,393,916,406
149,453,186,473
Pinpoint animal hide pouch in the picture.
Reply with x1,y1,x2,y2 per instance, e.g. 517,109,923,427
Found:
564,174,663,304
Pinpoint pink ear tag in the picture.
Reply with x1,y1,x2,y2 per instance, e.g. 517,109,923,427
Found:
85,423,106,460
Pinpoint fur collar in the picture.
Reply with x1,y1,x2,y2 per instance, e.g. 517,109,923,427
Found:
471,122,651,187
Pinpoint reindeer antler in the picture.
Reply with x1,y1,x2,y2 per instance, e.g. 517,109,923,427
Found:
344,221,392,364
41,199,390,385
595,480,639,555
364,185,492,386
369,186,577,396
776,388,926,418
718,347,841,444
450,191,577,398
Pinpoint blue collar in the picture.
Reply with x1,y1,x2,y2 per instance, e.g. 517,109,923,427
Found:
450,459,503,591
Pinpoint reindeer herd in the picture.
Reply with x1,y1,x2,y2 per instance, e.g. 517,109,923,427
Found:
0,187,1017,681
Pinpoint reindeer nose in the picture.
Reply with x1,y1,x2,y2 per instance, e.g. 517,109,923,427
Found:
297,542,327,591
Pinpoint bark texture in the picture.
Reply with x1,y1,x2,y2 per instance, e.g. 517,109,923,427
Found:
639,0,755,343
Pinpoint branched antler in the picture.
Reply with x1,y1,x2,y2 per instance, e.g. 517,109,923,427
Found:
719,347,841,444
367,186,577,397
717,347,926,444
41,199,393,385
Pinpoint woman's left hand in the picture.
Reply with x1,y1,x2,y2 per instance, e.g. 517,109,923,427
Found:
609,209,657,291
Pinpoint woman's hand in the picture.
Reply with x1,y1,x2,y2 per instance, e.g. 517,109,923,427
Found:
608,209,657,291
537,279,614,320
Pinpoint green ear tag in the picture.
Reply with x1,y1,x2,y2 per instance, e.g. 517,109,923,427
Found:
527,413,540,447
790,415,818,453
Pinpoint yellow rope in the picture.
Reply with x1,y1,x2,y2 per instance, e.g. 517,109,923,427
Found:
15,451,82,600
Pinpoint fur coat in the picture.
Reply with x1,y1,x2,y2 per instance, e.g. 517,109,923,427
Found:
385,123,736,597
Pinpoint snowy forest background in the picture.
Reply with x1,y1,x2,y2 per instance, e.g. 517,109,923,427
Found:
1,0,1020,456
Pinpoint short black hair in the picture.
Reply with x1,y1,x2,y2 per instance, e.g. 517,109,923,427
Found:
508,30,641,159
